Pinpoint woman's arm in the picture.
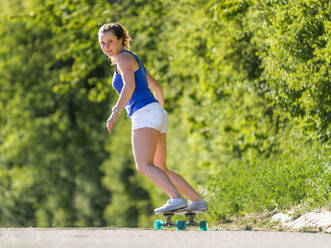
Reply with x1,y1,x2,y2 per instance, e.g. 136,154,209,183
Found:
114,53,136,110
107,53,135,133
146,72,164,108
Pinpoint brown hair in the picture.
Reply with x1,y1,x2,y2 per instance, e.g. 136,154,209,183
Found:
98,22,131,50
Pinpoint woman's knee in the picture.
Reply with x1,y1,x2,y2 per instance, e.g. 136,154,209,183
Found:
135,162,167,176
160,167,169,174
153,161,167,172
135,162,150,176
164,169,177,178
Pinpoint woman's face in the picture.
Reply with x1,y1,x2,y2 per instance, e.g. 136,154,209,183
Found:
99,31,123,58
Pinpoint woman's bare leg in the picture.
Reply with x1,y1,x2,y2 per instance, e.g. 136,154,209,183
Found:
154,132,203,202
132,128,182,199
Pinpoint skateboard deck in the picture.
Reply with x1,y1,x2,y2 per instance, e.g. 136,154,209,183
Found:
154,210,208,231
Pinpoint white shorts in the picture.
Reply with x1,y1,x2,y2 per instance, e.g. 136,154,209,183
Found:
130,102,168,133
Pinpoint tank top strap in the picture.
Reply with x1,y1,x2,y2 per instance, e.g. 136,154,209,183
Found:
120,49,146,72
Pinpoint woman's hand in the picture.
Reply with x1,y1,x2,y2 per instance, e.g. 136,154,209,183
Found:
106,112,119,133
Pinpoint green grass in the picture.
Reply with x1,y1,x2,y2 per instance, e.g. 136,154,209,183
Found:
206,140,330,224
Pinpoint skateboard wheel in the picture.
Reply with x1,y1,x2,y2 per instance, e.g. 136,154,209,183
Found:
200,221,208,231
176,220,186,230
154,220,163,230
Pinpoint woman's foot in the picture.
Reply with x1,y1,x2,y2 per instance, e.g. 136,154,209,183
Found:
177,200,208,212
154,198,187,214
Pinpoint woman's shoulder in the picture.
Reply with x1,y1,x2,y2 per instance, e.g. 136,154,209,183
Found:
116,52,135,66
116,51,133,62
116,51,140,72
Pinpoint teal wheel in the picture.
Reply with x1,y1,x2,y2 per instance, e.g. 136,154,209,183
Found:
176,220,186,230
200,221,208,231
154,220,163,230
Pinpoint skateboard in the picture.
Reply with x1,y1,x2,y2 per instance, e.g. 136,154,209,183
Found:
154,210,208,231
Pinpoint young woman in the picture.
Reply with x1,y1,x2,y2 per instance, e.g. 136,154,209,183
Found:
98,22,207,214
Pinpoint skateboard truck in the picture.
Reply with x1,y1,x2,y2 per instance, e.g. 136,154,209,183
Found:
161,213,177,227
186,212,199,226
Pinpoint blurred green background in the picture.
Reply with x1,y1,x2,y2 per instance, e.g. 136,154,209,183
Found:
0,0,330,227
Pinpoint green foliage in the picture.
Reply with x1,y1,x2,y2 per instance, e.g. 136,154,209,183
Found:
0,0,329,227
208,138,330,219
0,0,113,226
254,0,331,141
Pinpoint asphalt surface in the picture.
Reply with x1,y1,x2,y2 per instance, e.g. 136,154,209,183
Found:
0,228,330,248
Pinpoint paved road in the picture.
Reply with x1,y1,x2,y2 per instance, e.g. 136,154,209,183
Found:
0,228,330,248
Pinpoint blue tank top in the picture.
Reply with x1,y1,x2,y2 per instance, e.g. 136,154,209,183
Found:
112,49,158,117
